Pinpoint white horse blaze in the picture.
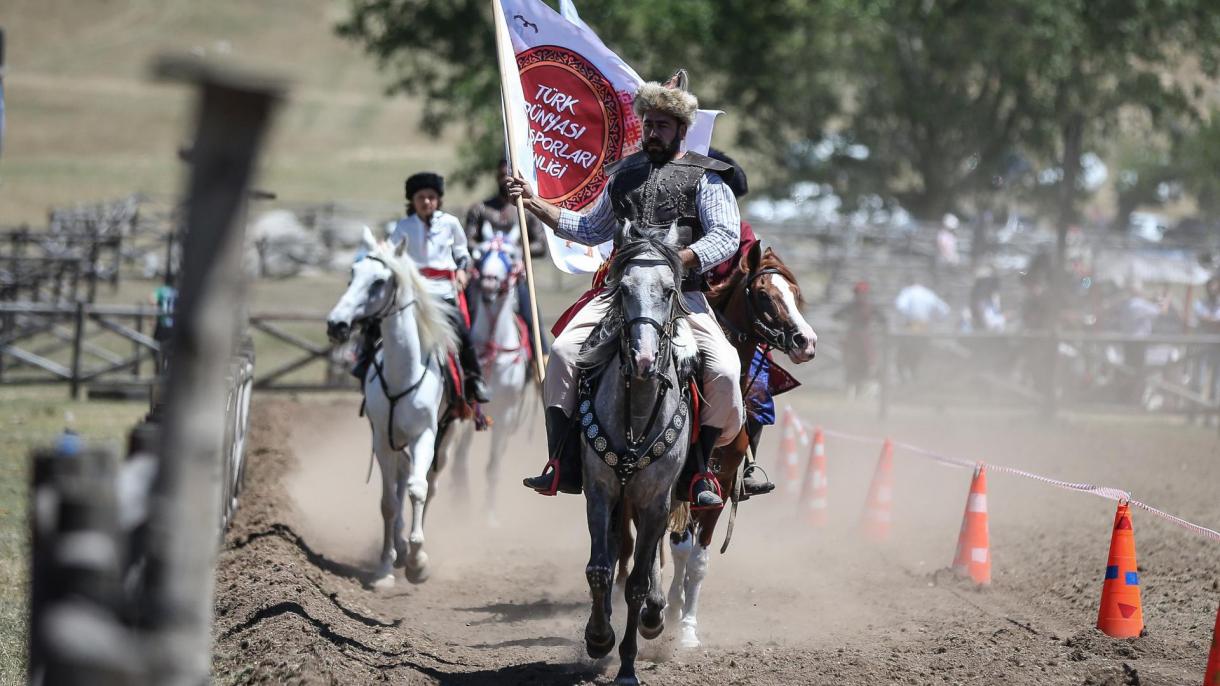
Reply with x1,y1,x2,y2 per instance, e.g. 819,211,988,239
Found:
767,274,817,363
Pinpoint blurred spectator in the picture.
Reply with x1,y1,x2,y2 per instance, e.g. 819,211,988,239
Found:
936,214,961,267
966,268,1005,333
894,277,950,382
834,281,885,398
1193,275,1220,402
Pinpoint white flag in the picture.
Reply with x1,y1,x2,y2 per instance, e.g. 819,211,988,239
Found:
497,0,721,274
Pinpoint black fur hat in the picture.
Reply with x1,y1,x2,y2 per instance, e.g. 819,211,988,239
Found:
707,148,749,198
404,172,444,200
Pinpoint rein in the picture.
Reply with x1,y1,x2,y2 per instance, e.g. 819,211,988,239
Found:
720,266,803,355
355,255,431,452
578,255,692,485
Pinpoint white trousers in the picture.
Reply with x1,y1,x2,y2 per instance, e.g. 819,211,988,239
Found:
544,292,743,447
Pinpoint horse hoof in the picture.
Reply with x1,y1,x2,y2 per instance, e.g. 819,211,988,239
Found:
371,573,396,591
585,627,615,659
639,618,664,641
679,626,700,649
405,561,431,584
613,676,639,686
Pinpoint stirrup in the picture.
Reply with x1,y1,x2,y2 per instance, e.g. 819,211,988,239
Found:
739,464,775,501
688,471,725,512
529,457,561,497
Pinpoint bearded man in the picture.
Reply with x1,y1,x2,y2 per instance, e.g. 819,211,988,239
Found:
506,71,742,508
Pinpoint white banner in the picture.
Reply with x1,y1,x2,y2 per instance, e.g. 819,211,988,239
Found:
497,0,719,274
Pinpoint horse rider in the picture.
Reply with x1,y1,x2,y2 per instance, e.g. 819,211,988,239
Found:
352,172,491,404
508,70,743,509
465,158,550,356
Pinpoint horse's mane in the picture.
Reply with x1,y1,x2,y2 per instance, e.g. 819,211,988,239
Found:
602,224,690,316
577,224,692,369
705,244,805,310
369,242,459,356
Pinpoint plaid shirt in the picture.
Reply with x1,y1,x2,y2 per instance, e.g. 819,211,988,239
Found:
555,172,741,273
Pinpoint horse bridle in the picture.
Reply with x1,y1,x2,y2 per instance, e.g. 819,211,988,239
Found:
359,254,418,323
743,267,802,354
617,257,684,451
478,248,519,301
575,255,692,485
617,258,682,380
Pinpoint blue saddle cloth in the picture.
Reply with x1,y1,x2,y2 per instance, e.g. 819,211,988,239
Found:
745,349,777,425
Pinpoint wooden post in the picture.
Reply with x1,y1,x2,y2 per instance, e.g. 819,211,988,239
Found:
69,301,85,399
492,0,546,384
86,219,101,303
133,306,144,379
140,55,281,686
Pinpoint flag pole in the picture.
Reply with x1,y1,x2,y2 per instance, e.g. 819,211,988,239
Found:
491,0,546,384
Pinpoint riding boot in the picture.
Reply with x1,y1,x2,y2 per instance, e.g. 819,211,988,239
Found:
350,322,380,380
677,427,724,508
522,407,582,494
452,308,491,403
741,464,776,496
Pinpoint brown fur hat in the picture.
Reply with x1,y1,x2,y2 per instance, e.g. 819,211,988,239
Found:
633,69,698,128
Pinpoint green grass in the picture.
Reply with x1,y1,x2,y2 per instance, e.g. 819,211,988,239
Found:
0,387,150,685
0,0,476,225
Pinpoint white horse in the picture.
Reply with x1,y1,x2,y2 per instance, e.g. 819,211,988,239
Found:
326,228,459,588
450,229,533,526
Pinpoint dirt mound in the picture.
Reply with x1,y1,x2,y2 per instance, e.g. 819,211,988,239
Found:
213,397,1219,685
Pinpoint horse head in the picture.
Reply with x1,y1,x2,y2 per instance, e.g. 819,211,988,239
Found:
607,222,690,380
326,226,409,343
476,231,520,305
742,242,818,363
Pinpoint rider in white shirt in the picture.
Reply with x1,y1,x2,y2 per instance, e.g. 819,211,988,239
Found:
353,172,490,403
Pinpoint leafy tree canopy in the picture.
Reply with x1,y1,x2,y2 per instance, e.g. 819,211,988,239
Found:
338,0,1220,222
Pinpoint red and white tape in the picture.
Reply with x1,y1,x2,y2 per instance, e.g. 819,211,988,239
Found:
810,426,1220,544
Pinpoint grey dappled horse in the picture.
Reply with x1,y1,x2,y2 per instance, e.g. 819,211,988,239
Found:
574,222,699,686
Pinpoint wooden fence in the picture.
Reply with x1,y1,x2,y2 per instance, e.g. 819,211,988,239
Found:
872,328,1220,421
27,55,280,685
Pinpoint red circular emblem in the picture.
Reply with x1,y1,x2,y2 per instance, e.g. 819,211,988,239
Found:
517,46,624,209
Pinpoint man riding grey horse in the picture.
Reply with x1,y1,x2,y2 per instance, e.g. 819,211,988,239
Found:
508,70,743,509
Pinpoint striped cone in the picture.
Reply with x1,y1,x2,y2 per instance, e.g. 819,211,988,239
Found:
1205,601,1219,685
788,422,810,495
860,439,894,541
800,427,829,527
951,464,991,585
1096,501,1143,638
775,407,801,493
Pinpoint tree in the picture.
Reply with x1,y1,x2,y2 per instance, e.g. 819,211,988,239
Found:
338,0,1220,232
337,0,839,187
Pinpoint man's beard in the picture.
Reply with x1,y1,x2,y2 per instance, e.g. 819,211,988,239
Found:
644,135,681,164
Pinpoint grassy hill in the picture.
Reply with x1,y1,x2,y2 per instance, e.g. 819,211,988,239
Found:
0,0,481,224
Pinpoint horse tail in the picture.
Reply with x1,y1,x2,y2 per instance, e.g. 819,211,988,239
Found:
668,501,691,535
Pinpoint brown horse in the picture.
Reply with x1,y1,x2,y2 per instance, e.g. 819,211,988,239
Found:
617,241,817,649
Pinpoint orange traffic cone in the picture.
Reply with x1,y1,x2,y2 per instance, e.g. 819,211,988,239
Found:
951,464,991,585
860,439,894,541
786,421,809,496
1096,501,1143,638
1204,601,1219,685
800,427,829,527
776,407,801,493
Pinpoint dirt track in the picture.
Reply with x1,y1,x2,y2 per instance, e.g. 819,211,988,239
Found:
213,395,1220,685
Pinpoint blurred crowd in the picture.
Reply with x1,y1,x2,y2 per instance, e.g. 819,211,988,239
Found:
830,230,1220,411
